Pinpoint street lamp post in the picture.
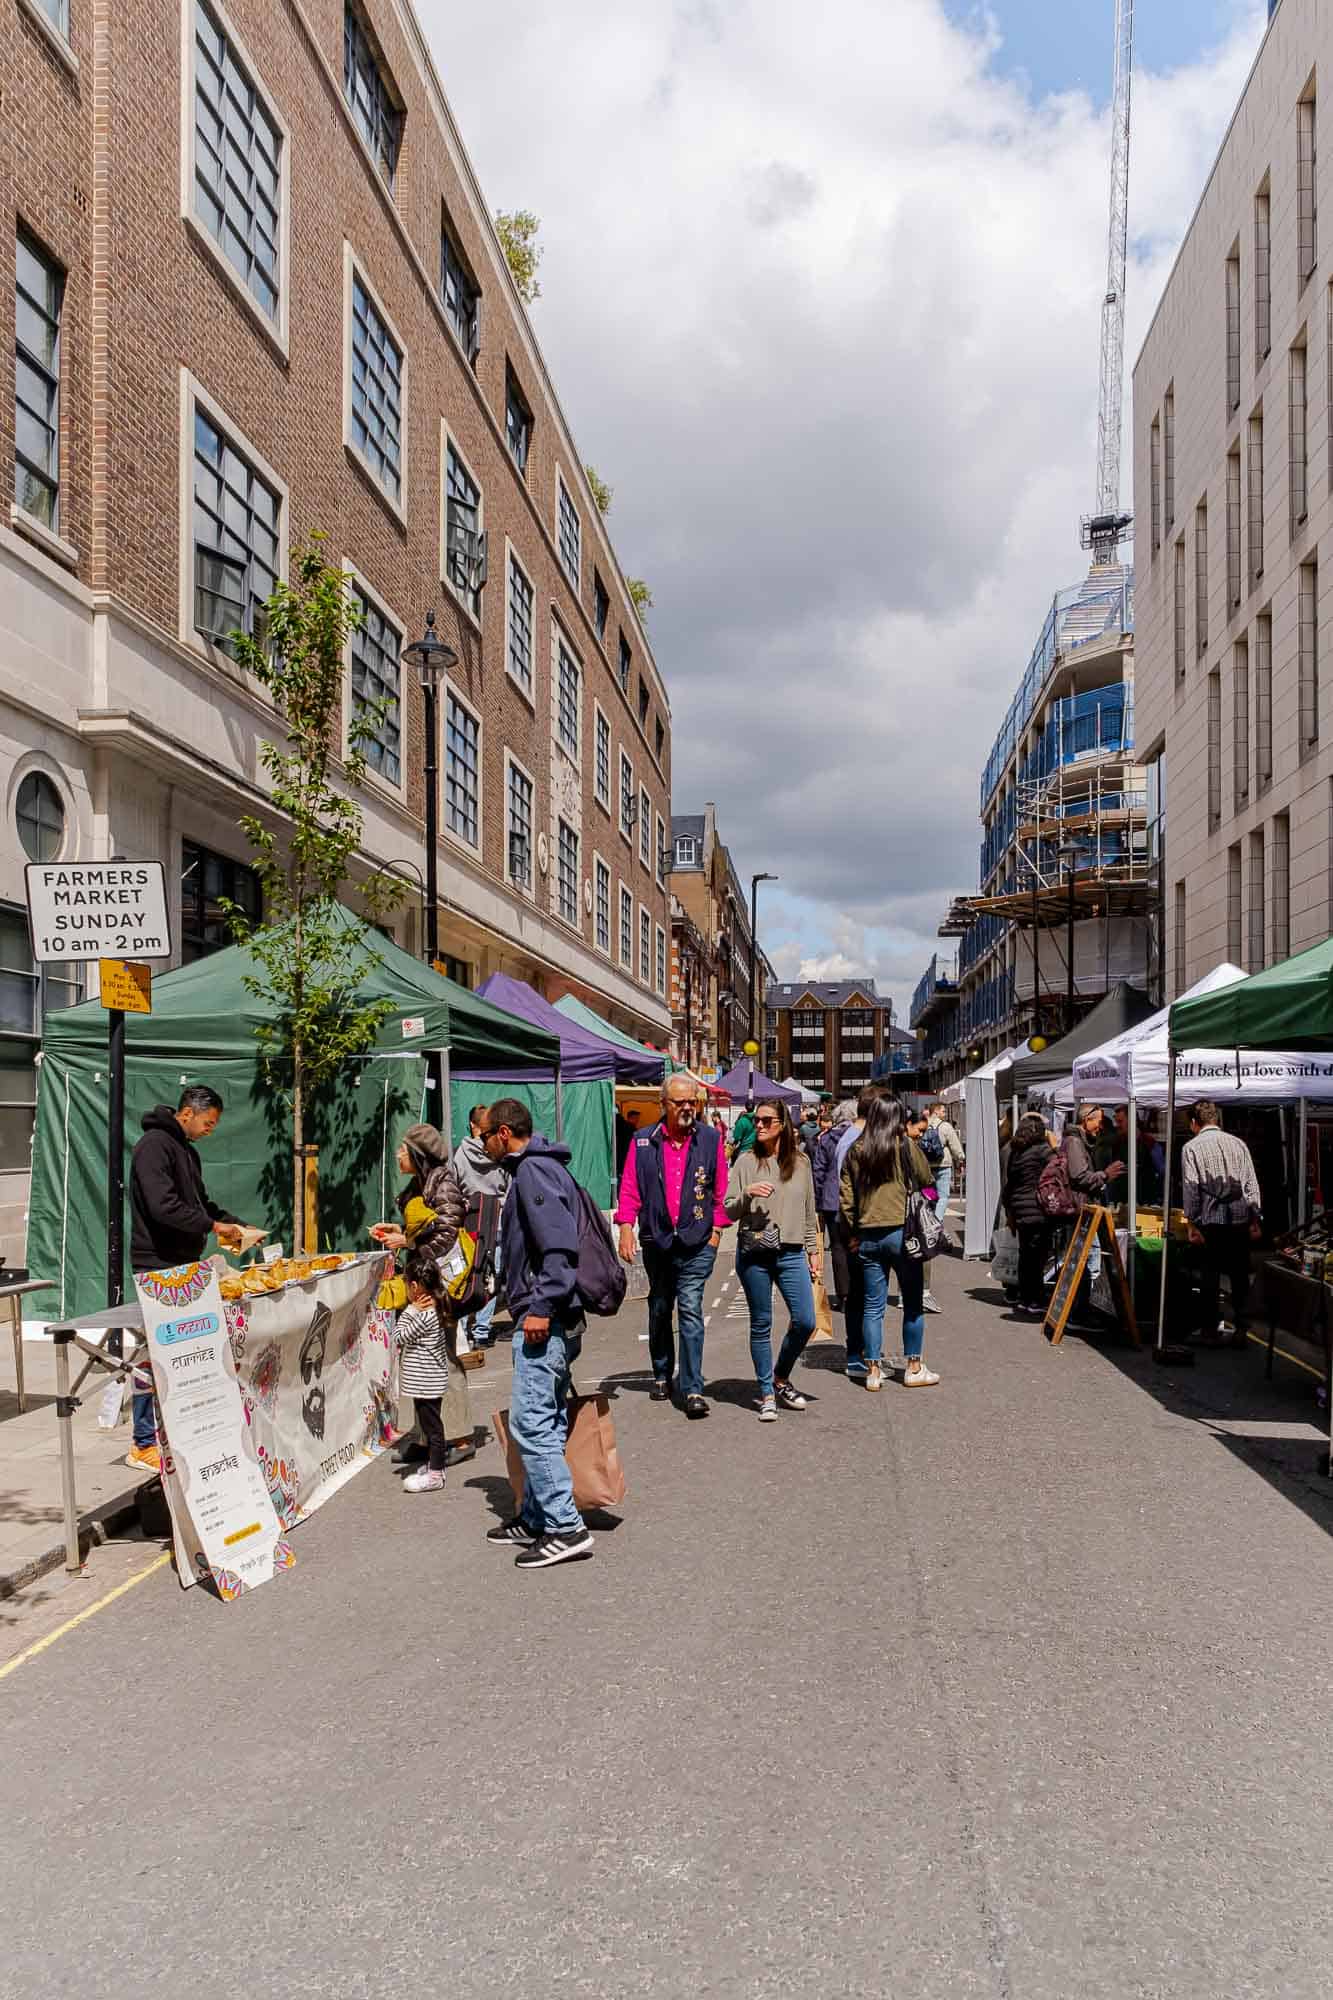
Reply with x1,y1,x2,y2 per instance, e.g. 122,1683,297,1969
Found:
1059,843,1079,1034
402,611,459,965
749,871,777,1048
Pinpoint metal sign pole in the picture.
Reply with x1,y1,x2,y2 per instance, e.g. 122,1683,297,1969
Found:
107,1003,126,1311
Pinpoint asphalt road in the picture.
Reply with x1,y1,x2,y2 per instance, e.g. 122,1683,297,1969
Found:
3,1245,1332,1998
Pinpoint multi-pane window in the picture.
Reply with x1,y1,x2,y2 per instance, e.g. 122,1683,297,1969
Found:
16,773,65,862
1226,449,1242,611
1255,610,1273,792
674,836,698,866
350,274,402,503
14,230,63,532
1272,811,1291,964
639,908,651,984
655,813,666,885
593,572,609,640
1149,416,1162,553
505,365,531,473
1227,843,1243,965
556,820,579,927
181,838,260,963
192,404,280,651
655,717,665,763
1225,251,1241,417
1206,670,1221,828
1300,558,1319,752
1247,408,1264,591
655,924,666,996
506,551,533,695
507,760,533,891
1255,179,1272,360
445,440,484,620
594,709,611,810
1290,340,1308,531
30,0,68,31
351,590,402,785
1163,386,1175,532
0,904,81,1172
441,223,480,365
638,785,651,866
595,858,611,953
1194,502,1208,655
1298,89,1317,284
619,885,633,969
1247,829,1265,973
1173,538,1187,683
557,474,580,588
1233,637,1249,812
344,2,401,185
637,675,650,726
556,642,581,760
619,752,634,840
192,1,282,322
618,633,631,693
445,692,480,848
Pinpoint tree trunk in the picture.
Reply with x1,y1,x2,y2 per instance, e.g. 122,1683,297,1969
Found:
292,1043,305,1256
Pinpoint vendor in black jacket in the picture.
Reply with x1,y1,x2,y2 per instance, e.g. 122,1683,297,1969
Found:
125,1085,243,1473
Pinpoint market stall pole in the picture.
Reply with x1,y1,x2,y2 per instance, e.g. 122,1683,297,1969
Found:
47,1305,147,1573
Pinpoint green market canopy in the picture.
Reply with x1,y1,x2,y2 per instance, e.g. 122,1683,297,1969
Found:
27,908,558,1319
552,993,678,1074
1169,936,1333,1055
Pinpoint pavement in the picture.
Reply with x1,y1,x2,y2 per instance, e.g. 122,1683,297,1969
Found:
2,1236,1332,1997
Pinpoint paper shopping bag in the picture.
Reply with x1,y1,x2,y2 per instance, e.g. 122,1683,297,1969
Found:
811,1274,835,1342
494,1394,627,1513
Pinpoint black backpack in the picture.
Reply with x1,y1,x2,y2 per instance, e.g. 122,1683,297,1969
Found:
572,1183,627,1317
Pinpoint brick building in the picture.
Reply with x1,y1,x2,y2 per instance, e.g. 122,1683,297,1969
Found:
669,806,772,1073
1,0,672,1253
764,979,900,1099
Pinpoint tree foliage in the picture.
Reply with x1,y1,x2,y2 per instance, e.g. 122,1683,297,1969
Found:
627,577,654,616
495,208,543,304
225,537,402,1248
584,464,613,515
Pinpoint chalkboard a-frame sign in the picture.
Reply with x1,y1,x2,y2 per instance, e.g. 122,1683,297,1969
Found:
1043,1205,1140,1348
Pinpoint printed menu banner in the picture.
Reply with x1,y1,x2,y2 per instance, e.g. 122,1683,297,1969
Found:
139,1254,394,1598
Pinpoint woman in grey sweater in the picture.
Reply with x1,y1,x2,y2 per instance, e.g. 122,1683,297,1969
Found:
724,1100,822,1421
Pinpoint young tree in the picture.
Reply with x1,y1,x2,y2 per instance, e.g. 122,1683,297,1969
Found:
495,208,543,303
227,538,401,1250
627,577,654,617
584,464,613,515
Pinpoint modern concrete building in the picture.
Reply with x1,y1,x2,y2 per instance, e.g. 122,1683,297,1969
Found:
920,566,1144,1083
1,0,672,1257
1134,0,1333,1001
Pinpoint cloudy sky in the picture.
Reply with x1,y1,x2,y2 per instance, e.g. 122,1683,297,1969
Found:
422,0,1268,1012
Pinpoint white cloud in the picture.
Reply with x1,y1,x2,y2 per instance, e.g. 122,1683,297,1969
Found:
420,0,1266,1011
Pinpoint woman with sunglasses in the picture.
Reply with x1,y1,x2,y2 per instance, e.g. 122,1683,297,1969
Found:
724,1099,821,1420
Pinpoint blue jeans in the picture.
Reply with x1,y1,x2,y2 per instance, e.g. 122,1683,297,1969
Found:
933,1166,952,1216
859,1228,926,1365
510,1320,583,1535
737,1246,816,1396
132,1390,156,1447
643,1241,716,1397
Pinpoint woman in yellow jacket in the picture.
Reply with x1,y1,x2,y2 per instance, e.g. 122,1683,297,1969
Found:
839,1095,939,1393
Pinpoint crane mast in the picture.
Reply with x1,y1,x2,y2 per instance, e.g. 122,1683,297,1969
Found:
1082,0,1135,562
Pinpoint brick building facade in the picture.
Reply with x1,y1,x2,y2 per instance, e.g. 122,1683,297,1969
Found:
1,0,671,1254
765,979,899,1099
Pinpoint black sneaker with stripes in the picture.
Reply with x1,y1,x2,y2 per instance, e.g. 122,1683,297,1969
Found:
514,1526,595,1569
486,1519,539,1548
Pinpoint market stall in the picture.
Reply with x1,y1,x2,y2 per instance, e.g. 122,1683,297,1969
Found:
960,1043,1032,1258
712,1060,803,1112
28,909,559,1322
465,973,663,1206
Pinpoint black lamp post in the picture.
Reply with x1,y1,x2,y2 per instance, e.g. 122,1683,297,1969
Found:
749,871,777,1046
402,611,459,965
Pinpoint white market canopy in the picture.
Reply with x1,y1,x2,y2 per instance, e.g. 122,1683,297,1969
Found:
1069,961,1333,1106
960,1042,1033,1259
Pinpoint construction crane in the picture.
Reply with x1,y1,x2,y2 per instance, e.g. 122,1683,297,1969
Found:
1081,0,1135,563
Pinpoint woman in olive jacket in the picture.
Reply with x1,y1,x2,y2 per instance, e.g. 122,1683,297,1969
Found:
839,1095,937,1392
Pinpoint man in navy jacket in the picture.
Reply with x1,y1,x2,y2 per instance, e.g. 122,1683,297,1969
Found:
480,1099,594,1569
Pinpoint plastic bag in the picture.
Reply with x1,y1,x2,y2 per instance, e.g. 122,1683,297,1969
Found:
990,1224,1020,1290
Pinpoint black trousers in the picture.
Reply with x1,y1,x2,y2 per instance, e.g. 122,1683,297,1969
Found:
1016,1222,1052,1308
1197,1223,1253,1334
414,1396,448,1471
838,1217,866,1362
822,1211,850,1302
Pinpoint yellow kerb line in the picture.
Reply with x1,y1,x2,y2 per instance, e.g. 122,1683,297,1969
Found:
1245,1327,1325,1382
0,1550,171,1684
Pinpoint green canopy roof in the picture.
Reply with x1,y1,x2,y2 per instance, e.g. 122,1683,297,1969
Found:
42,904,559,1073
1169,937,1333,1054
553,993,673,1075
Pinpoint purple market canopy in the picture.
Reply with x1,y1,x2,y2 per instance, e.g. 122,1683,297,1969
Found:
714,1061,803,1110
459,973,664,1084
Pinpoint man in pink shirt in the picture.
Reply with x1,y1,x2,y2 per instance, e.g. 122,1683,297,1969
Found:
616,1075,729,1418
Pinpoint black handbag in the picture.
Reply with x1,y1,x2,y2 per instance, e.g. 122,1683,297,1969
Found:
899,1142,945,1263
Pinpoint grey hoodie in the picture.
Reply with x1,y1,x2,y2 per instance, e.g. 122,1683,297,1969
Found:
451,1133,509,1204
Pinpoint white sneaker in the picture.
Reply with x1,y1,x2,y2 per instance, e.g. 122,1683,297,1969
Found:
865,1362,884,1392
923,1291,942,1313
403,1467,446,1493
902,1361,940,1387
757,1395,778,1422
